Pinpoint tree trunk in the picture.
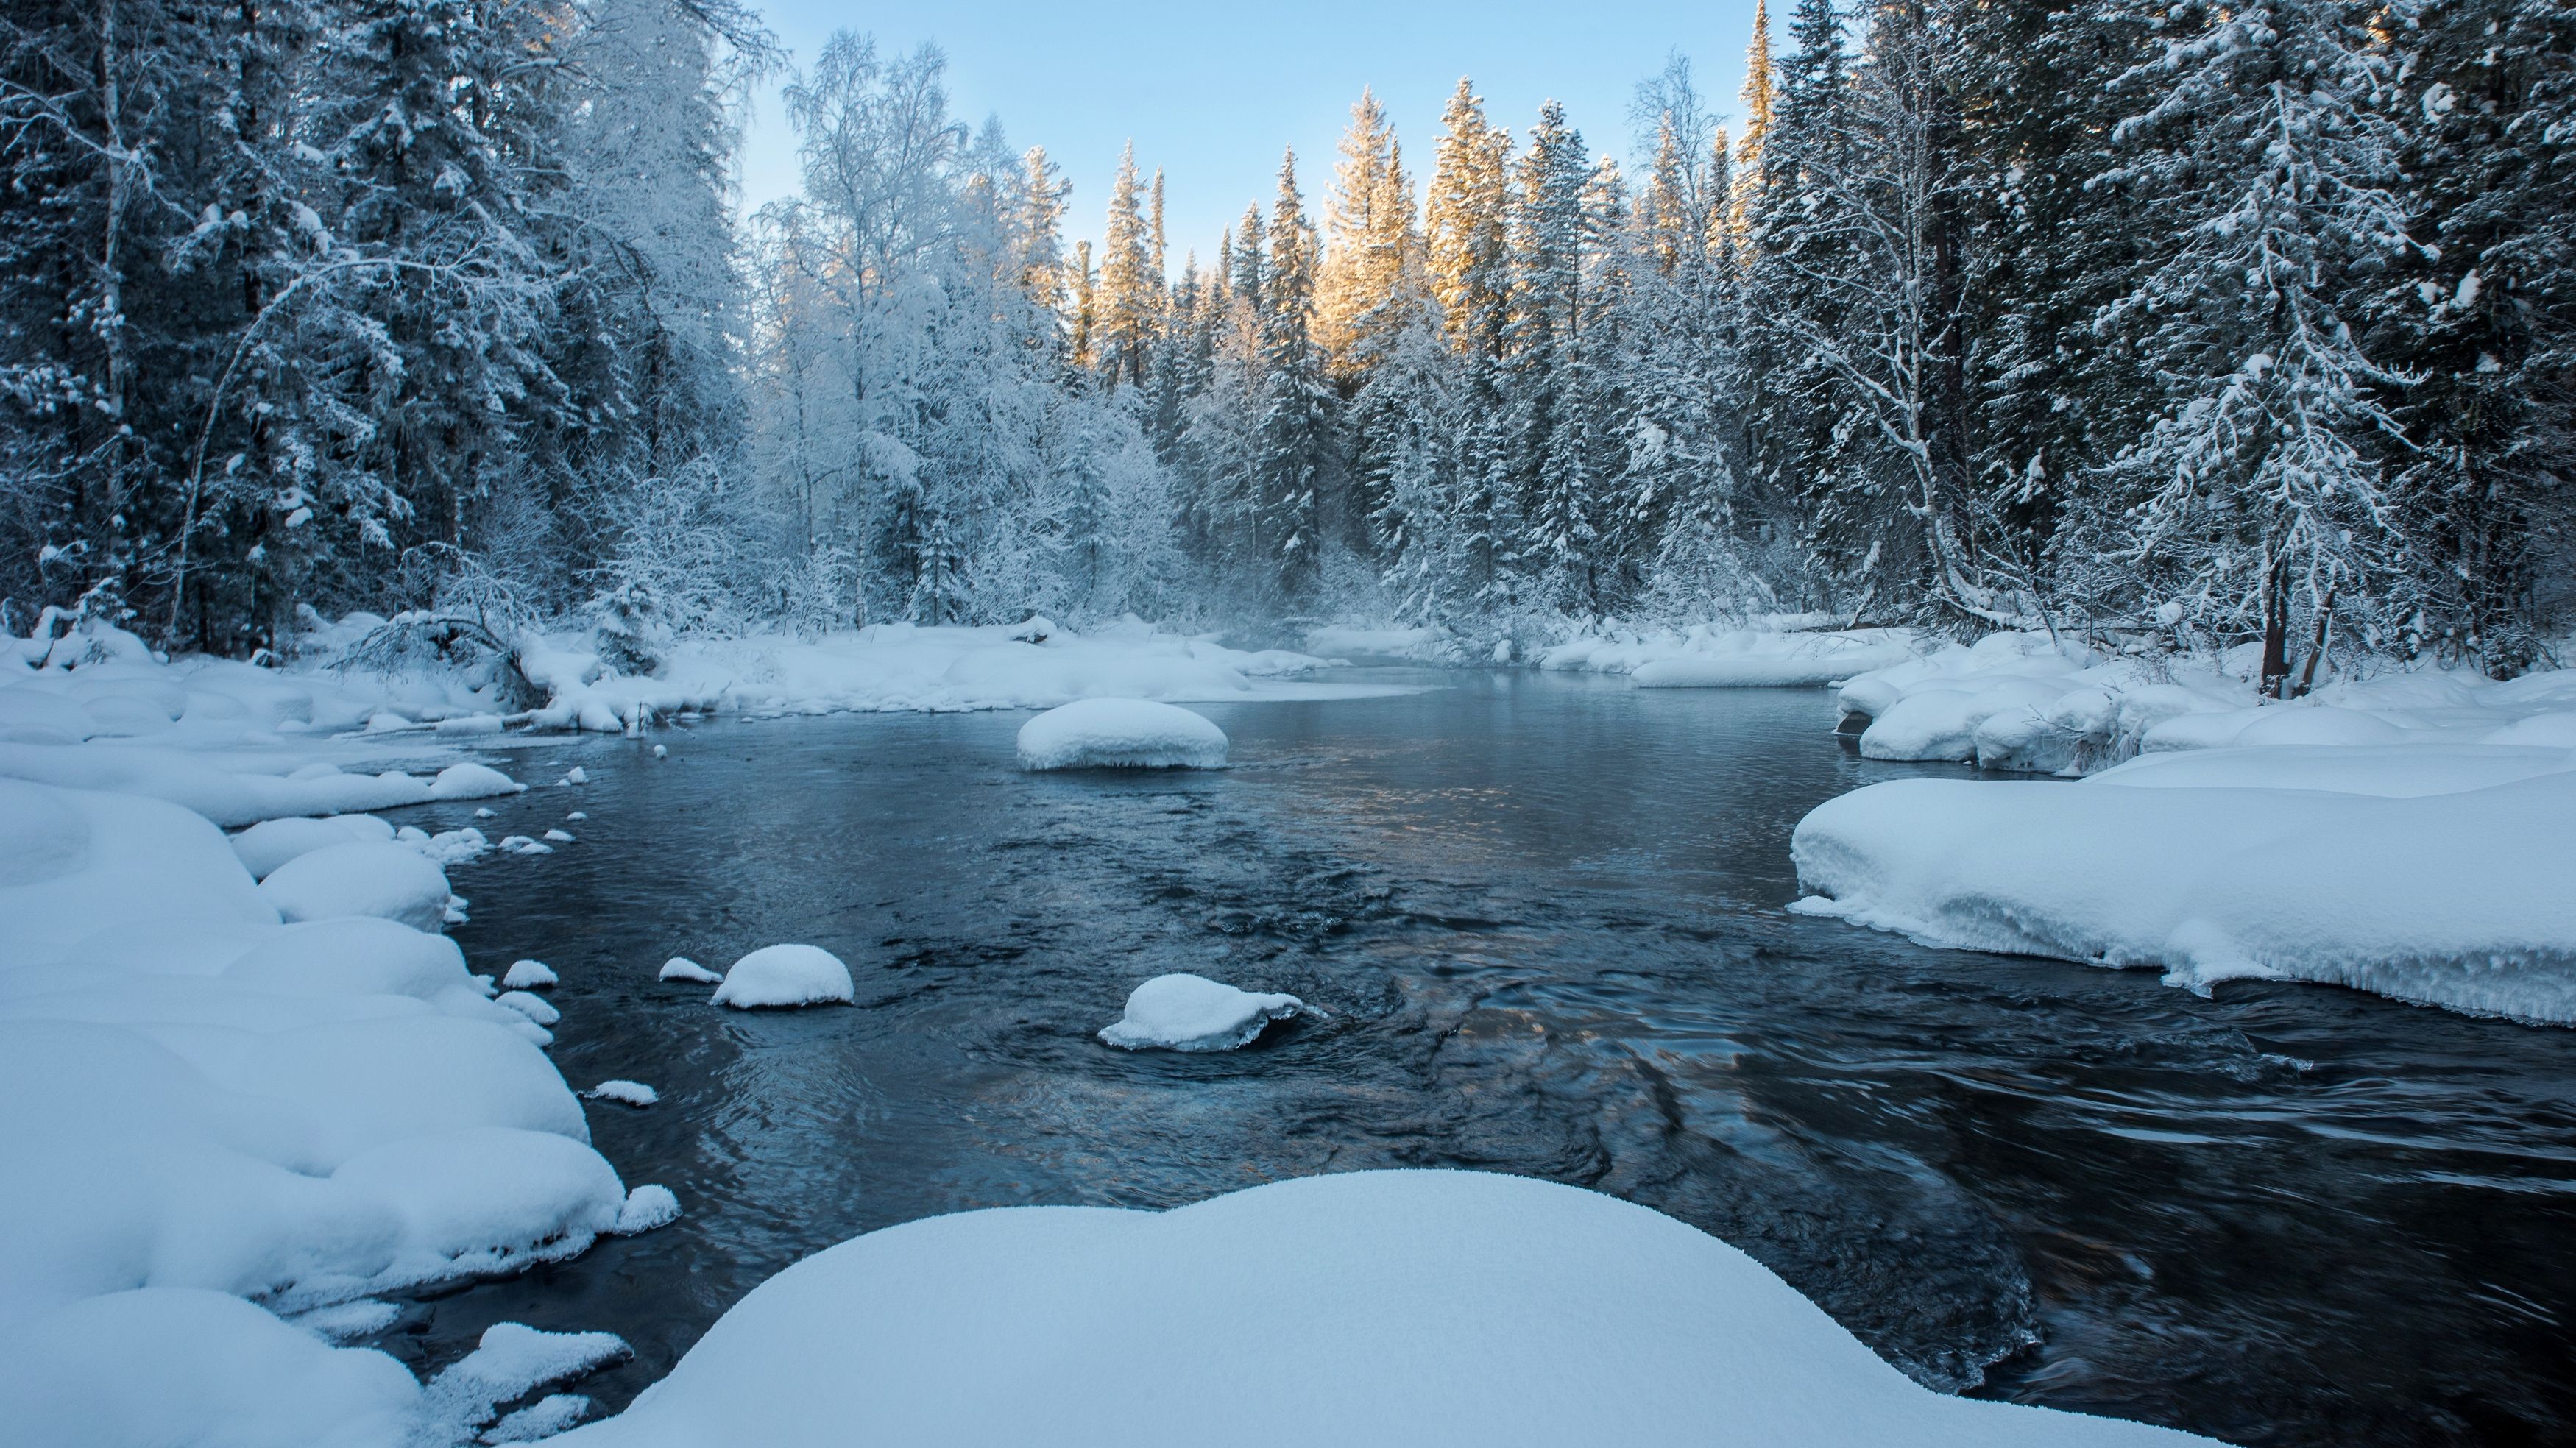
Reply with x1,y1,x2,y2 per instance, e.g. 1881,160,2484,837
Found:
2259,553,2292,699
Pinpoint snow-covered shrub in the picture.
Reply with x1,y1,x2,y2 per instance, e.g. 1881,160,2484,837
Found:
336,614,544,713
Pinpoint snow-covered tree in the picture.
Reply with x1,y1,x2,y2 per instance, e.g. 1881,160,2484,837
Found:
2083,0,2423,689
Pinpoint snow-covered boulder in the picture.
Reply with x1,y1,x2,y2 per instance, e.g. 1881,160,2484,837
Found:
711,945,854,1009
1098,973,1304,1051
258,842,456,933
501,959,558,990
1016,698,1228,771
550,1170,2214,1447
659,957,722,984
586,1080,659,1107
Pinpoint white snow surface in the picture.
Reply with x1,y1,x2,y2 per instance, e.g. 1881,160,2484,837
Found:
257,840,457,933
1827,629,2576,776
1016,698,1228,770
1792,747,2576,1023
515,615,1406,732
1794,631,2576,1022
1097,973,1304,1051
1547,622,1916,686
658,956,722,984
710,944,854,1009
556,1169,2214,1448
0,628,665,1447
502,958,559,989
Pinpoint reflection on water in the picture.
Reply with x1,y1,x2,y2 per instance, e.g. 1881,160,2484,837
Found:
384,670,2574,1447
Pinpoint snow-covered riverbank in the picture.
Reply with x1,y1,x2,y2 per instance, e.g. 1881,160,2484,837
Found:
1791,631,2576,1023
1,627,681,1444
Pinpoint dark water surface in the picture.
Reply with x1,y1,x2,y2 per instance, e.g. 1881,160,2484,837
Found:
389,670,2573,1446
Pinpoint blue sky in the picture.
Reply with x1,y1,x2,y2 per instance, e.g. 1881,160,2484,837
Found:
734,0,1766,263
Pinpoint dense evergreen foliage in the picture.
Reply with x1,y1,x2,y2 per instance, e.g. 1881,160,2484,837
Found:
5,0,2570,672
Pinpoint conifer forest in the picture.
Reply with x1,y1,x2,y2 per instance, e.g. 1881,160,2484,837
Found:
4,0,2570,667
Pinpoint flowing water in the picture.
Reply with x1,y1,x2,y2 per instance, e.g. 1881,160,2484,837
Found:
386,669,2574,1446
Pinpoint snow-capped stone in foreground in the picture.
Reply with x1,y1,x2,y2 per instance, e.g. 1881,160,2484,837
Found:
587,1079,659,1107
659,956,722,984
257,840,456,933
551,1170,2214,1448
1791,755,2576,1023
1016,698,1228,770
1099,973,1304,1051
711,944,854,1009
502,958,559,990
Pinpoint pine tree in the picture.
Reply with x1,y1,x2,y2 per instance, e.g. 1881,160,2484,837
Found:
1096,142,1158,387
1510,101,1599,608
2366,0,2576,668
1737,1,1777,237
2085,0,2421,690
1254,151,1334,603
1316,89,1405,381
1423,78,1518,603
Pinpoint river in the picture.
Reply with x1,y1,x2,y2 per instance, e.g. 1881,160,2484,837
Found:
391,669,2572,1446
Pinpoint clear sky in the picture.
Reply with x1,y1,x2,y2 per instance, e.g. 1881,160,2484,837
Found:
734,0,1766,263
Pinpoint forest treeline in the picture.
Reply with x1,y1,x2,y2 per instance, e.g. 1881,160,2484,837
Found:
4,0,2571,676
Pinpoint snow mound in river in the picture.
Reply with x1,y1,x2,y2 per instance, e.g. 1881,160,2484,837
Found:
711,945,853,1009
1016,698,1228,770
1098,973,1303,1051
551,1169,2216,1448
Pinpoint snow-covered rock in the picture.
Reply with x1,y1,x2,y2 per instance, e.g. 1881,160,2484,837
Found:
1098,973,1305,1051
659,956,722,984
613,1185,682,1235
711,945,854,1009
496,990,562,1026
257,841,456,932
1016,698,1228,771
586,1079,658,1107
502,959,558,990
551,1170,2213,1448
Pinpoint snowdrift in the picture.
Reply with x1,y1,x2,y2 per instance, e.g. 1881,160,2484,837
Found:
1791,747,2576,1023
1538,619,1916,685
1016,698,1228,770
1,611,676,1446
1825,629,2576,776
515,616,1404,732
556,1170,2214,1448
